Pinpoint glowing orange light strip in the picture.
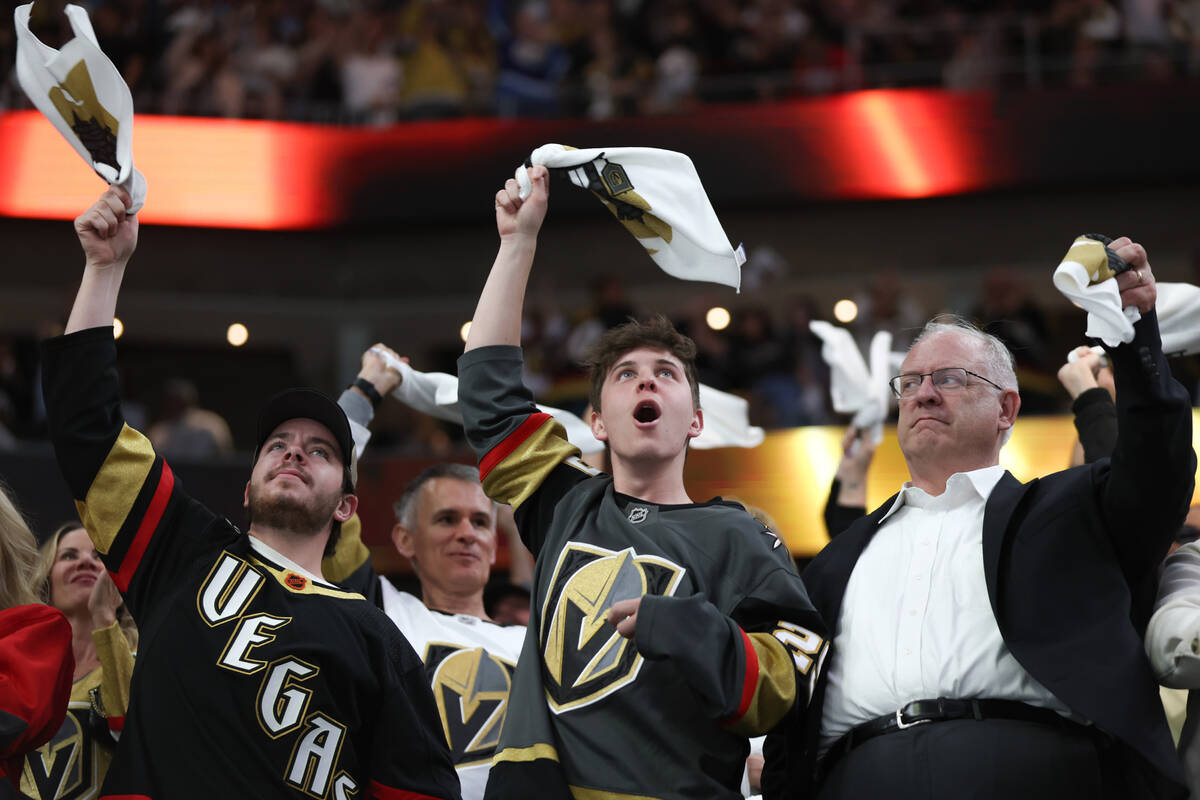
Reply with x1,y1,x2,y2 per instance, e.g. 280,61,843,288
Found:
854,91,933,197
0,111,338,229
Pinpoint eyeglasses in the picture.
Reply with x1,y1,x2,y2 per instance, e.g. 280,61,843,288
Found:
889,367,1005,398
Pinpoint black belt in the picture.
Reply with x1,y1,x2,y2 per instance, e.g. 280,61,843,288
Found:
819,698,1079,782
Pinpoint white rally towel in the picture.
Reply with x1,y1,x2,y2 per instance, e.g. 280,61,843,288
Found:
1158,282,1200,357
1052,235,1140,347
1068,281,1200,364
14,3,147,211
360,346,763,458
515,144,745,291
808,322,899,445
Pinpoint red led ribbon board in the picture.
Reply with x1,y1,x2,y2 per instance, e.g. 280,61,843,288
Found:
1,83,1197,229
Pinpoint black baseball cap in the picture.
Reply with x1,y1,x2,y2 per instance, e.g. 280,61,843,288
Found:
254,388,357,487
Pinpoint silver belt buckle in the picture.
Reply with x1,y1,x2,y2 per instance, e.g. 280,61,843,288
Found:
895,705,931,730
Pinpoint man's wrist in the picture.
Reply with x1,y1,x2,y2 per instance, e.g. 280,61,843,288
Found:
351,377,383,408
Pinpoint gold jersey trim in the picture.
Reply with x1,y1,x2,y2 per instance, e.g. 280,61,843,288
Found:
481,415,579,511
78,424,156,554
569,785,664,800
248,557,365,600
492,743,559,764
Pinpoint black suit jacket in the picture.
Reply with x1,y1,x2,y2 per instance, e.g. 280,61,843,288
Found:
766,312,1195,799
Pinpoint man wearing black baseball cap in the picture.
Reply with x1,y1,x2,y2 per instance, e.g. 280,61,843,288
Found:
41,186,461,799
249,387,359,570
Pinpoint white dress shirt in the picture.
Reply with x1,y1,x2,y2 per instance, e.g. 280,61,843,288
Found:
819,466,1070,751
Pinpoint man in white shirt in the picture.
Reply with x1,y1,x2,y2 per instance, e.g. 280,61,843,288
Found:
765,237,1194,800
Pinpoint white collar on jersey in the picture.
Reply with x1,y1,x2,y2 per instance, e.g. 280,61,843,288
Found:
248,535,328,586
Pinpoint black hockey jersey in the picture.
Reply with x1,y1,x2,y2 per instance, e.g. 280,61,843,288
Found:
42,328,461,800
458,345,827,800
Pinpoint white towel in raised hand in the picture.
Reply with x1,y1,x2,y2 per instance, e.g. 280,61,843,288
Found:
1157,282,1200,357
515,144,744,290
1052,235,1140,347
1067,281,1200,365
14,3,147,212
809,322,895,445
365,346,762,456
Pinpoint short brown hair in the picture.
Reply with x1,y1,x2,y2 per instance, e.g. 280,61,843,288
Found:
584,315,700,411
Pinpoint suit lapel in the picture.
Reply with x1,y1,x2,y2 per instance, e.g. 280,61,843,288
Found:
981,471,1034,613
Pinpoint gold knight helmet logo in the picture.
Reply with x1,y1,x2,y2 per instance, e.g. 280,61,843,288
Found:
22,707,99,799
424,644,516,767
540,544,684,713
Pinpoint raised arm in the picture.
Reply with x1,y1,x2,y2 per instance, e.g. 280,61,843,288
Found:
66,186,139,335
463,165,549,351
1101,238,1195,587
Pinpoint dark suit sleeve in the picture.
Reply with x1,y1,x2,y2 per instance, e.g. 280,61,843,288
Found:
823,479,865,540
1101,309,1195,586
1072,387,1118,464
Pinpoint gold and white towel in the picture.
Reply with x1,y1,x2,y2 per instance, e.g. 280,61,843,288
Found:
14,3,146,211
516,144,744,290
1052,235,1139,347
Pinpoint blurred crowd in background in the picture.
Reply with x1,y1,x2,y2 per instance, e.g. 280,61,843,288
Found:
4,260,1200,458
2,0,1200,124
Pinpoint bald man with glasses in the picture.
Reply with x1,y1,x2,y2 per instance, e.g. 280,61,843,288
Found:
765,238,1195,800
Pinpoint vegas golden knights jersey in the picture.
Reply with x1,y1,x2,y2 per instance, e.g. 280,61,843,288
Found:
42,328,462,800
378,582,526,800
458,346,828,800
21,621,134,800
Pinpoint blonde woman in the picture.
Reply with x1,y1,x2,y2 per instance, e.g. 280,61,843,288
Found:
21,523,136,799
0,484,72,795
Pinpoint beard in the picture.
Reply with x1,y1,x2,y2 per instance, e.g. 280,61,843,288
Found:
247,480,341,536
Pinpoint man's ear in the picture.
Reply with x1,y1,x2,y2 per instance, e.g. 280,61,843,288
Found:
687,407,704,440
590,407,608,442
243,482,250,509
998,389,1021,432
392,522,416,559
333,494,358,523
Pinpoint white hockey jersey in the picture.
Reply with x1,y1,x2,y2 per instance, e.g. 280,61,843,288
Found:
379,580,526,800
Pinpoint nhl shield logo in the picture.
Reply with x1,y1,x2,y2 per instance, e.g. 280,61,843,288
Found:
627,506,649,524
539,543,685,713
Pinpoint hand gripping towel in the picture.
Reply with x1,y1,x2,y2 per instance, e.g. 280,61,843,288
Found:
516,144,744,290
1052,234,1139,347
14,3,147,211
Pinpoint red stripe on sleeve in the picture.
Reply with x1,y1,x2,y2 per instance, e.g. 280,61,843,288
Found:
107,715,125,732
369,780,446,800
114,461,175,592
730,627,759,723
478,412,553,480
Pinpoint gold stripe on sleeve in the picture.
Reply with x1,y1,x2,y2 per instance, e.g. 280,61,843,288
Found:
78,424,157,554
321,514,367,584
92,620,135,717
725,632,798,736
482,419,580,510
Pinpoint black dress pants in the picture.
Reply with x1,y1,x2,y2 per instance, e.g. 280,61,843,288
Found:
815,718,1106,800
